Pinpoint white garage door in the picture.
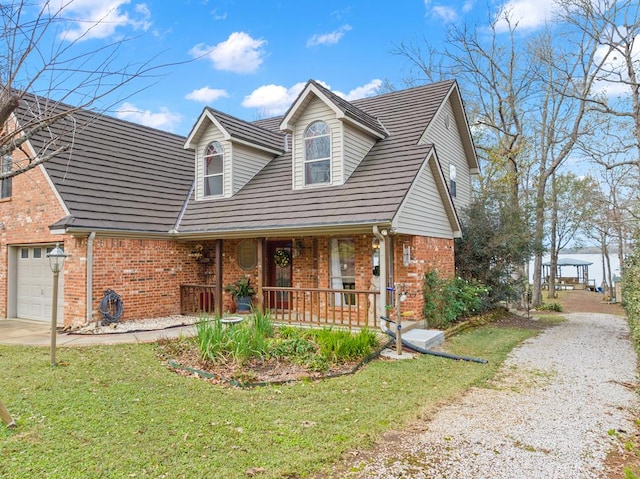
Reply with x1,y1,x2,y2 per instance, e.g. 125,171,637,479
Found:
16,245,64,323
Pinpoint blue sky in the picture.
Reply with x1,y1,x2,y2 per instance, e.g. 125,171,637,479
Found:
38,0,559,136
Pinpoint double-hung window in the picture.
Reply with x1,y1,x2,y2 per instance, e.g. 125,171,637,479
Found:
1,155,12,199
203,142,223,197
304,121,331,185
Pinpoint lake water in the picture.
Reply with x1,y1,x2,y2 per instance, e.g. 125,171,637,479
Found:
529,253,622,288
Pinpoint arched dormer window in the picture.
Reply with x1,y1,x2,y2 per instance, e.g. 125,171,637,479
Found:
203,141,223,197
303,121,331,185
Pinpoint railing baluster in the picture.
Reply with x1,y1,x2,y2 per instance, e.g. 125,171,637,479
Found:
257,287,381,330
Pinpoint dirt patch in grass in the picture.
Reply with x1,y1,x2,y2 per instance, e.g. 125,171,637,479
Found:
543,289,625,316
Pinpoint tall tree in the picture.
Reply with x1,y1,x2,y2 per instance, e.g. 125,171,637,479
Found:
394,14,538,306
546,172,599,296
559,0,640,174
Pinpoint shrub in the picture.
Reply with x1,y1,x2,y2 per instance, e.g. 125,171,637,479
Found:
623,248,640,347
307,327,379,363
423,270,490,328
537,302,563,312
195,311,275,365
195,313,381,370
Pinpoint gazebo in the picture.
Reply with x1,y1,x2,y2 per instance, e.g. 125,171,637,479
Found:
542,257,594,290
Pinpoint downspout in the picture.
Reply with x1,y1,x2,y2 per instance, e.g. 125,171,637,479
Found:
86,231,96,326
373,225,387,332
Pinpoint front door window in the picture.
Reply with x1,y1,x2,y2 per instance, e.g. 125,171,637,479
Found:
266,241,292,309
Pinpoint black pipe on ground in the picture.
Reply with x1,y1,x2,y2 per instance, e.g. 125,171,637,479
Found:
383,326,488,364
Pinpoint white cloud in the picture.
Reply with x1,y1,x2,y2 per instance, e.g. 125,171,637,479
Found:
494,0,558,32
242,82,307,115
48,0,152,42
189,32,266,74
210,8,227,20
592,37,640,97
431,5,458,23
115,102,182,131
424,0,461,23
185,87,229,103
462,0,475,13
242,79,382,116
334,79,382,101
307,25,352,47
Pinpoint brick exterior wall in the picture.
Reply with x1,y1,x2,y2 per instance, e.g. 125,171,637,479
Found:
0,161,66,318
88,238,202,325
392,235,455,319
0,164,455,326
217,234,455,322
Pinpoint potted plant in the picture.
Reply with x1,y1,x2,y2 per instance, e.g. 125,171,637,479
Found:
224,277,256,313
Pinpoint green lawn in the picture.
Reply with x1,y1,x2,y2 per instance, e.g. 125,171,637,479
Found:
0,323,540,478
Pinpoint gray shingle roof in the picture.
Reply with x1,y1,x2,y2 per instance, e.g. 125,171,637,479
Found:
178,80,456,235
18,94,194,233
19,80,458,236
205,107,285,153
302,80,388,137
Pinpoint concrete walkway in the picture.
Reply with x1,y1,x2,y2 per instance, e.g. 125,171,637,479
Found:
0,318,196,347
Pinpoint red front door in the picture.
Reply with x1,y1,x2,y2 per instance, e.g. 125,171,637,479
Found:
266,241,292,309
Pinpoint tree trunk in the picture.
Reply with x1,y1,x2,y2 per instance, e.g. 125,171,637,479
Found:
548,173,558,299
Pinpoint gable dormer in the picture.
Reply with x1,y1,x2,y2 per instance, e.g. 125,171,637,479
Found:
184,108,285,201
279,80,388,190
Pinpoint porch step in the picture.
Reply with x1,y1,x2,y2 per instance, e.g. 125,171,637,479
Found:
402,328,444,350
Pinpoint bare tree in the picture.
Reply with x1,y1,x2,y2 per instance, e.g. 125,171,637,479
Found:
560,0,640,173
394,14,539,306
0,0,173,179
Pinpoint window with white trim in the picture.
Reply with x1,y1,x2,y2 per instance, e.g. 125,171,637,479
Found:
304,121,331,185
1,155,12,199
330,238,355,306
203,142,223,197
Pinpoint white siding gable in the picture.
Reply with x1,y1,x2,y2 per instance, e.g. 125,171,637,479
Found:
194,122,275,201
420,97,472,213
230,143,273,195
394,153,458,239
343,123,376,182
292,97,343,190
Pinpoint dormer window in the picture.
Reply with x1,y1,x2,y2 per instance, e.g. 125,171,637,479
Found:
203,141,223,197
304,121,331,185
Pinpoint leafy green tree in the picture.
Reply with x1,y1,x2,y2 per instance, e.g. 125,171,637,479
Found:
455,195,532,305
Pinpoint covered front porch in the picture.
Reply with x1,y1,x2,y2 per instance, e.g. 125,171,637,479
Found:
180,284,379,329
178,235,385,330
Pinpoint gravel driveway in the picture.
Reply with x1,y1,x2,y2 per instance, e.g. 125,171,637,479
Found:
343,312,639,478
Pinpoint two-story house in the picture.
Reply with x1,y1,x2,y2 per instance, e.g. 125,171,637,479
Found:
0,79,478,330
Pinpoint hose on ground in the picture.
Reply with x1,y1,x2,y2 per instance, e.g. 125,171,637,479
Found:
100,289,123,324
381,317,488,364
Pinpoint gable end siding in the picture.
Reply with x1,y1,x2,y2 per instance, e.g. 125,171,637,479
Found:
394,157,454,239
343,123,376,182
292,97,343,189
420,98,472,212
230,143,274,195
